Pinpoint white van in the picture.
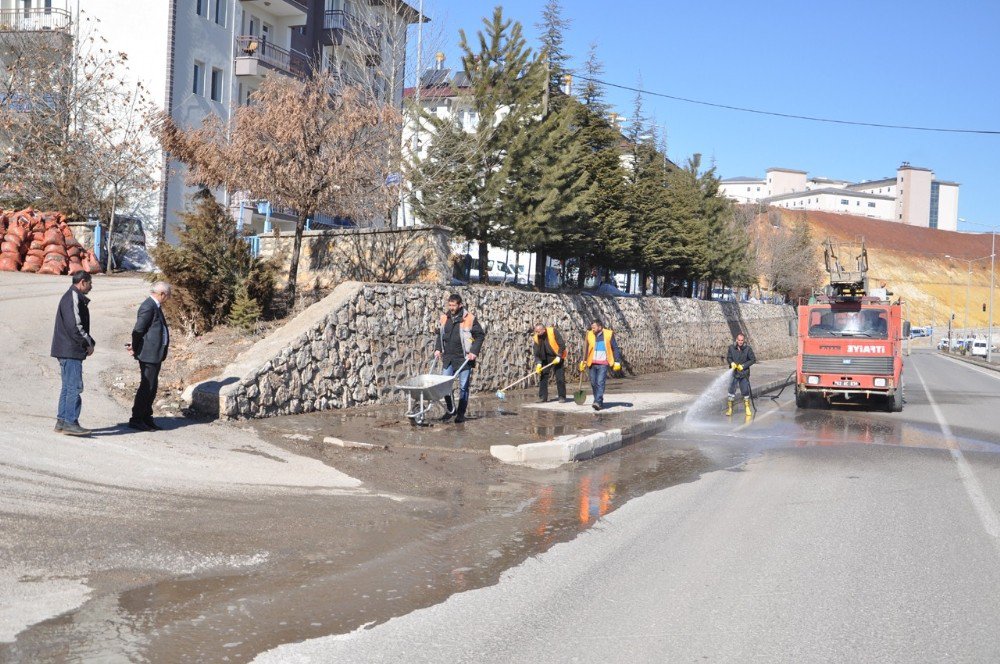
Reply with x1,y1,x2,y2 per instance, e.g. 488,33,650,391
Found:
971,340,989,357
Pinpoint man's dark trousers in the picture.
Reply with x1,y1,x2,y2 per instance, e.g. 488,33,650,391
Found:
539,363,566,401
131,361,161,423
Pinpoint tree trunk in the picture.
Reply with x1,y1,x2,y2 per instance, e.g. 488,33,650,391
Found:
106,184,119,272
478,241,489,284
534,250,546,289
639,270,648,296
287,211,310,303
577,257,586,289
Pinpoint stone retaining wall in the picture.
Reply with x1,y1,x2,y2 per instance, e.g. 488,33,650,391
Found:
192,282,797,420
258,225,451,290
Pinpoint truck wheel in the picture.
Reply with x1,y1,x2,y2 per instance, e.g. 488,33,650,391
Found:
795,388,809,409
890,382,903,413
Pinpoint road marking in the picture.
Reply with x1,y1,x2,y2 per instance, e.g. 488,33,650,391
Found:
911,361,1000,547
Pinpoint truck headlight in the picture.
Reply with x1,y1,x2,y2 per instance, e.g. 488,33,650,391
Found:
873,378,887,387
807,375,820,385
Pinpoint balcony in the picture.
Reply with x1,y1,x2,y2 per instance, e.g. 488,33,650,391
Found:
239,0,307,20
323,9,380,50
234,36,309,79
0,7,71,32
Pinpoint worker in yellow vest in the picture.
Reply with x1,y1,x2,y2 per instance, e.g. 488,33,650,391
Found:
532,323,568,403
434,293,486,423
578,319,622,411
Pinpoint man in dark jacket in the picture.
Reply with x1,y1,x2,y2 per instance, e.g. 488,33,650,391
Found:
533,323,567,403
726,333,757,417
127,282,171,431
50,271,96,436
434,293,485,423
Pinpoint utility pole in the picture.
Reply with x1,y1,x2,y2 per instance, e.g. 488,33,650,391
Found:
990,231,996,362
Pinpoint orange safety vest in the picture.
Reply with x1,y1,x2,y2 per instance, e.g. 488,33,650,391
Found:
533,326,567,359
585,328,615,367
440,311,477,355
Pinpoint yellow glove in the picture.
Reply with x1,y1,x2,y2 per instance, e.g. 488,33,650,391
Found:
553,356,561,365
535,363,543,374
612,362,621,372
579,361,587,372
730,362,738,370
736,364,744,371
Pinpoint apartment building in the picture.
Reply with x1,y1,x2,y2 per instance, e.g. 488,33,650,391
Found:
0,0,420,242
719,164,960,231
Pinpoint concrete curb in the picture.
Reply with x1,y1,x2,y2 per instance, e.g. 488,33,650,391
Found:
939,351,1000,373
490,374,795,468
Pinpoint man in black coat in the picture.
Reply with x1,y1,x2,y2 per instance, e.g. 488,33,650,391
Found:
434,293,486,423
50,271,96,436
127,282,171,431
726,333,757,417
532,323,567,403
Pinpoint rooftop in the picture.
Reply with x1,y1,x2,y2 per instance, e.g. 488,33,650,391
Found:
765,187,895,203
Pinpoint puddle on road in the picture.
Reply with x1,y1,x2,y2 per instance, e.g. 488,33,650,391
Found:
1,433,717,664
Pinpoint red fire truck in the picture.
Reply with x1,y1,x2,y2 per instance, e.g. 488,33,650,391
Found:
794,240,910,411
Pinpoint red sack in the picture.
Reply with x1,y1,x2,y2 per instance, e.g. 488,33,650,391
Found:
67,260,84,274
43,244,67,257
37,263,62,275
26,248,45,258
43,228,62,245
44,252,67,264
67,246,82,258
20,261,39,273
1,241,20,254
0,256,20,271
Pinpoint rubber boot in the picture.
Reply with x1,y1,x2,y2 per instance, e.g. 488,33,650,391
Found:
725,399,733,416
454,398,468,424
744,397,753,418
440,396,455,422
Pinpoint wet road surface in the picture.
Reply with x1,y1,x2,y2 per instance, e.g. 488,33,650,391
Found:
5,350,1000,662
254,350,1000,663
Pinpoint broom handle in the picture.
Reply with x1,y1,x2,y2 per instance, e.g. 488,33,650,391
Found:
499,359,558,393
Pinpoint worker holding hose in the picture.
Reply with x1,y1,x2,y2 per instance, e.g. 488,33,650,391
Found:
726,333,757,417
532,323,568,403
435,293,486,424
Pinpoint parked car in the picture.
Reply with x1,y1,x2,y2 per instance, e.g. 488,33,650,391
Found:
971,340,989,357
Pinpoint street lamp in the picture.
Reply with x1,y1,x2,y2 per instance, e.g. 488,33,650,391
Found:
945,249,995,356
956,218,998,363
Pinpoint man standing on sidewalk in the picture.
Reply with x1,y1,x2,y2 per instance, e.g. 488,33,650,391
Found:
51,271,96,436
434,293,485,424
533,323,567,403
579,319,621,411
127,282,171,431
726,333,757,417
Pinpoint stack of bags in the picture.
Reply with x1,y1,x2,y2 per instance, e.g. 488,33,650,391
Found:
0,209,102,275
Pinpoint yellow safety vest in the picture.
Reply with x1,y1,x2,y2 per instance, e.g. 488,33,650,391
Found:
533,326,567,359
585,328,615,367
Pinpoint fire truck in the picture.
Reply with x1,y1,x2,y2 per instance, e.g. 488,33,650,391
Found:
793,239,910,411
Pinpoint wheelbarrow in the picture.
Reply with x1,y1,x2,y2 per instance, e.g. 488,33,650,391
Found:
394,359,469,426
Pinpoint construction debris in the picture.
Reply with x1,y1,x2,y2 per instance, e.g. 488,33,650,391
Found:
0,209,101,275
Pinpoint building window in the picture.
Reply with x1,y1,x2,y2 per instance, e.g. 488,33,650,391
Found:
747,187,751,192
756,187,760,192
840,199,849,205
868,202,876,208
192,61,204,95
195,0,206,17
214,0,226,26
210,67,223,102
899,214,903,219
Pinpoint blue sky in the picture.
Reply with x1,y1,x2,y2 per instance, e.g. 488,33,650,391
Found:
411,0,1000,233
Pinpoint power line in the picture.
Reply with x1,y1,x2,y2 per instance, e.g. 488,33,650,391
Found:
573,74,1000,136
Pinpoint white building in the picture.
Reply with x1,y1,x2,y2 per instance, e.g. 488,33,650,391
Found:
0,0,420,243
719,164,960,231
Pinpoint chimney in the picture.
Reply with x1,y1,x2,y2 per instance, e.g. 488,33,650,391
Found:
434,52,445,71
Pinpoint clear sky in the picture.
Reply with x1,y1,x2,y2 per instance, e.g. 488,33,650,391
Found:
410,0,1000,233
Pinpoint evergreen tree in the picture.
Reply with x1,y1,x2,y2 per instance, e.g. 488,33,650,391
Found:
408,7,546,282
228,279,263,333
536,0,572,104
579,41,609,114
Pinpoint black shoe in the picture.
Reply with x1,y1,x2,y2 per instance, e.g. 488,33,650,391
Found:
537,397,548,403
127,419,153,431
454,398,468,424
592,403,602,411
54,419,64,432
62,422,91,436
144,419,162,431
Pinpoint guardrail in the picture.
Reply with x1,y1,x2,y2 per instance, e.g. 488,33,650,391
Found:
234,35,309,78
0,7,71,32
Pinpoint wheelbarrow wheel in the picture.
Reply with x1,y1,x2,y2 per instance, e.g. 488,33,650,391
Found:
411,412,425,426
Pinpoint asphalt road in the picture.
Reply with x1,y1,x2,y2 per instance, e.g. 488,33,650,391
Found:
258,350,1000,663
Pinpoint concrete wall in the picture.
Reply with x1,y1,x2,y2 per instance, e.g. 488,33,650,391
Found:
192,282,797,419
258,225,452,290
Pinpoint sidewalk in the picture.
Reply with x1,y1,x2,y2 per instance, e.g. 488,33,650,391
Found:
251,358,796,468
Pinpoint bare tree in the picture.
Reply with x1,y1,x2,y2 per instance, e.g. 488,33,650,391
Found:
0,12,158,247
160,73,400,303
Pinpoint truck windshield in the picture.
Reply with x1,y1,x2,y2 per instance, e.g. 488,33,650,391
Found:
807,307,889,339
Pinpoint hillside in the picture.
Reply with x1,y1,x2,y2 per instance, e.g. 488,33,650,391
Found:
773,209,995,333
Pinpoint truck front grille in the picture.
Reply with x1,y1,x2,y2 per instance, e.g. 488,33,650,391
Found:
802,355,894,375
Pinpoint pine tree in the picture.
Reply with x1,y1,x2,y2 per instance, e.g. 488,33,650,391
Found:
228,280,263,333
408,7,546,282
536,0,572,104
